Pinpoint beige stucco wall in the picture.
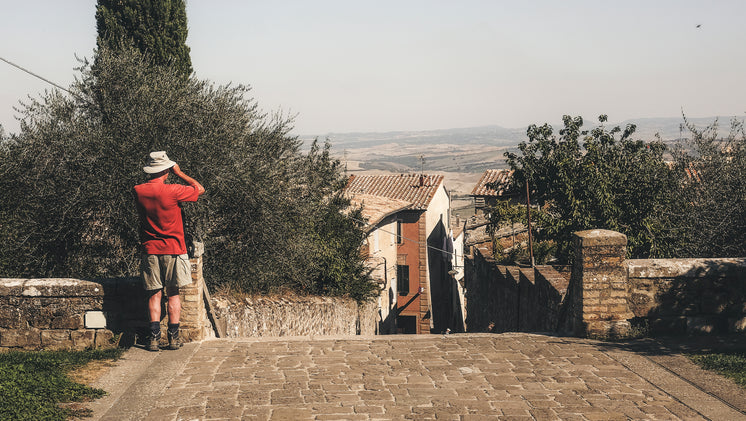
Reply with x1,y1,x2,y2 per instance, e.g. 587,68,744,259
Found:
424,183,451,325
425,184,451,239
366,215,399,334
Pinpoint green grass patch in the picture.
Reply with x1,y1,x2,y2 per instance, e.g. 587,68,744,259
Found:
688,351,746,388
0,347,124,420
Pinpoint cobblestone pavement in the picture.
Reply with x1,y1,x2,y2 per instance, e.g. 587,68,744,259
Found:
92,333,746,420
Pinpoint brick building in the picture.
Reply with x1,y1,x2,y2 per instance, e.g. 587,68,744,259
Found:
346,174,460,334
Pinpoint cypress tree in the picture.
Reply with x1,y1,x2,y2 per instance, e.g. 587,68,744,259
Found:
95,0,192,77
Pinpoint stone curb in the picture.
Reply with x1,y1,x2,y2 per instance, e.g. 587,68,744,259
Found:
89,342,200,421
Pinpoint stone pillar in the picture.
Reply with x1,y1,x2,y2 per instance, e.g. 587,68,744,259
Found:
572,230,633,338
162,242,212,342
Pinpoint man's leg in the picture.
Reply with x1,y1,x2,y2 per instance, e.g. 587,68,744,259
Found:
142,254,165,352
166,286,183,349
148,289,163,322
146,289,163,351
166,286,181,324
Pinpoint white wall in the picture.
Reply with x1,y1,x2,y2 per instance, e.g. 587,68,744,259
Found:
365,216,399,334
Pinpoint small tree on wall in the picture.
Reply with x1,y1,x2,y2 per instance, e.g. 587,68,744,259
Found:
96,0,192,77
661,117,746,257
504,115,678,262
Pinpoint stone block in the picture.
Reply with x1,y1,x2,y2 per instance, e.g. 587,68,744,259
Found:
94,329,116,348
650,317,686,335
23,279,105,297
0,328,41,348
51,314,84,329
71,329,96,350
686,316,725,334
85,311,107,329
23,304,54,329
583,290,600,298
0,279,26,296
700,292,728,314
728,317,746,333
41,330,73,350
609,304,630,314
0,306,22,328
582,313,600,321
583,297,601,306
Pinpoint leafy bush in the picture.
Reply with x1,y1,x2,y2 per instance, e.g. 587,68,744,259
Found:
501,114,746,262
504,115,678,262
660,117,746,258
0,45,376,302
0,348,123,420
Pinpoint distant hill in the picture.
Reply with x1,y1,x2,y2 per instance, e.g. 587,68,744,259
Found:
304,125,525,150
298,115,743,196
300,116,741,151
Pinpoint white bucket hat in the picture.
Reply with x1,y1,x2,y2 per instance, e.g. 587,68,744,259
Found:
143,151,176,173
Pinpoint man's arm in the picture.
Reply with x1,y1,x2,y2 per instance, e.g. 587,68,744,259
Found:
171,164,205,195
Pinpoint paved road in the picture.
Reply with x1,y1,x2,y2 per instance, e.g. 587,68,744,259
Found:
89,333,746,420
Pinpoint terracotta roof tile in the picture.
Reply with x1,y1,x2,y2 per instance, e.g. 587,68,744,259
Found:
348,194,412,232
345,174,444,210
470,169,515,197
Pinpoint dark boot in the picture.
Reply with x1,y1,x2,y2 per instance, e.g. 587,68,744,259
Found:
147,334,160,352
167,328,182,350
147,322,161,352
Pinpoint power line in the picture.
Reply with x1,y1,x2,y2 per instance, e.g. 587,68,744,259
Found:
0,55,74,96
346,214,466,263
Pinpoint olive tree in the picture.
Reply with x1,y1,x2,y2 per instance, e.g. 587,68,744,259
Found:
0,45,376,302
660,117,746,257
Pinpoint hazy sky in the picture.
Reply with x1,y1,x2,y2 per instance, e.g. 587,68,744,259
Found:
2,0,745,136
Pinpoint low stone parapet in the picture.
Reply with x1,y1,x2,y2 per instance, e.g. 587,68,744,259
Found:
464,249,569,334
0,278,116,349
628,258,746,335
211,293,377,337
0,252,211,350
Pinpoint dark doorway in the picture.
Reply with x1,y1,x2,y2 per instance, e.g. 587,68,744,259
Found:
397,315,417,334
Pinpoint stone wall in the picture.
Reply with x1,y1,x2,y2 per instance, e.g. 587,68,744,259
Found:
464,249,569,333
465,229,746,339
0,278,119,350
0,252,211,350
628,258,746,335
572,230,746,338
211,294,378,337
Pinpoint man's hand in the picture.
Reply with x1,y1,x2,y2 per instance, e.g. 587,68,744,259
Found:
171,164,205,195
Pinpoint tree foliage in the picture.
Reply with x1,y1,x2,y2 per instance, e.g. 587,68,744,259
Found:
0,45,376,302
96,0,192,77
660,117,746,257
502,115,677,262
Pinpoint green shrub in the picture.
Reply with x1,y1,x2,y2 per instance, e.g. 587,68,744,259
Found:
0,348,123,420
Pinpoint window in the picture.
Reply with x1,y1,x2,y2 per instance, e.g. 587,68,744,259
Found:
396,220,403,244
397,264,409,295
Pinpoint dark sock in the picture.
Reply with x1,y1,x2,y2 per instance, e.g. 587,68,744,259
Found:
150,321,161,338
168,323,179,337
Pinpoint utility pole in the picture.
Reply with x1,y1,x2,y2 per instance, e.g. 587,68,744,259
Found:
526,179,535,267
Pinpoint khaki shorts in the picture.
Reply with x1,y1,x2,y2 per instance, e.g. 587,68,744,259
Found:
141,254,192,291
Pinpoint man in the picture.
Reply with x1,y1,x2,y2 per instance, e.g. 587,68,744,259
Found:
134,151,205,351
